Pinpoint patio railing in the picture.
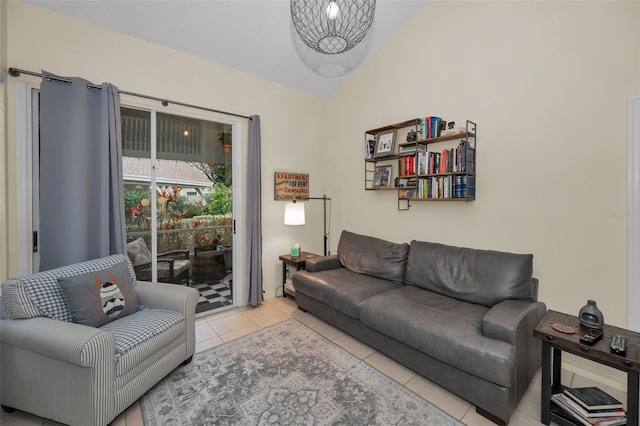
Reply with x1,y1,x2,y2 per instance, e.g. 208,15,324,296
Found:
126,225,233,285
126,225,232,254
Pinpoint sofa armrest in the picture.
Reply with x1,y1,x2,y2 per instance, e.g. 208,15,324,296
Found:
135,281,199,316
483,299,547,401
482,300,547,345
0,317,115,366
305,255,342,272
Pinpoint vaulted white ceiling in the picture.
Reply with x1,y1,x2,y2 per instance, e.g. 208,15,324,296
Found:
27,0,427,97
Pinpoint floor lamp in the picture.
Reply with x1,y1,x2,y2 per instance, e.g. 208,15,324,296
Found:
284,195,332,256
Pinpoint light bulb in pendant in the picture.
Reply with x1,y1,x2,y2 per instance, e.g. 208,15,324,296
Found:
326,1,339,19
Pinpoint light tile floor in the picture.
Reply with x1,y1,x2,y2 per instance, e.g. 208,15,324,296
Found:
0,296,631,426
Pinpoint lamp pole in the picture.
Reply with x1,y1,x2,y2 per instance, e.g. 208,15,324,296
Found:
308,195,331,256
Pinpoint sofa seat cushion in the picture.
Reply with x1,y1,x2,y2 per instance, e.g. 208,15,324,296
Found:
100,307,184,376
293,268,402,319
358,286,516,387
160,259,190,278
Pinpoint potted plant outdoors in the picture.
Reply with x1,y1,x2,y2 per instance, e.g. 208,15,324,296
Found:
218,129,232,154
190,216,226,283
190,217,217,252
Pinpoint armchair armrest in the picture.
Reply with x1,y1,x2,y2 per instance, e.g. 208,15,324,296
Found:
135,281,198,360
156,257,177,276
482,299,547,345
158,249,190,259
305,255,342,272
1,317,117,425
0,317,115,366
135,281,198,316
134,253,190,282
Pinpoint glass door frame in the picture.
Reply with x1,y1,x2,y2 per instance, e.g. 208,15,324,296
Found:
119,95,246,308
15,81,39,275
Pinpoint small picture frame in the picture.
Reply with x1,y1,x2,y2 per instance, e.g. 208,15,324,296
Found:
374,165,392,187
373,129,396,157
363,139,375,159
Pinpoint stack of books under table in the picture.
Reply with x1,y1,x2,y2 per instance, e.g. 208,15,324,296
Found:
552,386,627,426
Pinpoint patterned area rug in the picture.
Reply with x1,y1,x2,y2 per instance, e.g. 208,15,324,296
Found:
140,319,463,426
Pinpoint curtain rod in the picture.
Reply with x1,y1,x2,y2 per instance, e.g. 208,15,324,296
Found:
8,67,252,120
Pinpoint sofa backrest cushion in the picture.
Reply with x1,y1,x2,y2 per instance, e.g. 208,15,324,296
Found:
405,240,534,307
58,260,141,327
1,254,137,321
337,230,409,284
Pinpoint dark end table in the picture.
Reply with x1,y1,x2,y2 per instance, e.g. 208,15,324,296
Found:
278,252,318,298
534,310,640,425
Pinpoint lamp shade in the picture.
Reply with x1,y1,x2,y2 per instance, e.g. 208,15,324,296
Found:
284,202,306,225
291,0,376,55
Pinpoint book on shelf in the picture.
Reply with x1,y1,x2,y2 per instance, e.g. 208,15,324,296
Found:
399,188,417,199
552,393,626,420
400,156,417,176
564,387,624,411
421,116,446,139
413,141,475,175
417,175,458,199
553,404,626,426
552,394,627,426
440,127,468,136
399,144,426,155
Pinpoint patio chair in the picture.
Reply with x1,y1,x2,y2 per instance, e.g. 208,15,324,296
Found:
126,237,190,284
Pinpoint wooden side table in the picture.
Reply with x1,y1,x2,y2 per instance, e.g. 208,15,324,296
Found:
278,252,318,298
534,310,640,426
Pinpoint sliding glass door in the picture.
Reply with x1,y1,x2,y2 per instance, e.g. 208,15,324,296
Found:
121,107,234,312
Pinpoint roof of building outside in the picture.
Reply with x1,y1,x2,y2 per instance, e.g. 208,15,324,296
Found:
123,157,213,187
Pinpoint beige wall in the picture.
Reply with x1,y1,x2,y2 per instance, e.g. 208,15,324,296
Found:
325,1,639,387
2,0,327,297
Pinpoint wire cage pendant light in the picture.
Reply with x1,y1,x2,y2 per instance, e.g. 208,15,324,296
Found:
291,0,376,55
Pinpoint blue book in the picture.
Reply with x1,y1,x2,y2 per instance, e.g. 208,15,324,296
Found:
564,387,624,411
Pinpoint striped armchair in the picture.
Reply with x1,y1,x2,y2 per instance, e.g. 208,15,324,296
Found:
0,254,199,426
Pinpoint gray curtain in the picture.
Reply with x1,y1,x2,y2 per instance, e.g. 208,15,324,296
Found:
39,71,126,271
246,115,263,306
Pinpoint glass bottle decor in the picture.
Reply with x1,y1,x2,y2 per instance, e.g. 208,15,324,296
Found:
579,300,604,329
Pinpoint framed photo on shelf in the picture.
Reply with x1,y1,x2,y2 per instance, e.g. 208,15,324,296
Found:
363,139,375,159
373,129,396,157
374,165,392,187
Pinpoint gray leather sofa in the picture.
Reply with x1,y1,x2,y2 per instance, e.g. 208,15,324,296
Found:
293,231,547,425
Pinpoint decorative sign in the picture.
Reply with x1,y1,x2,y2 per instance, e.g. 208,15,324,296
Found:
274,172,309,200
